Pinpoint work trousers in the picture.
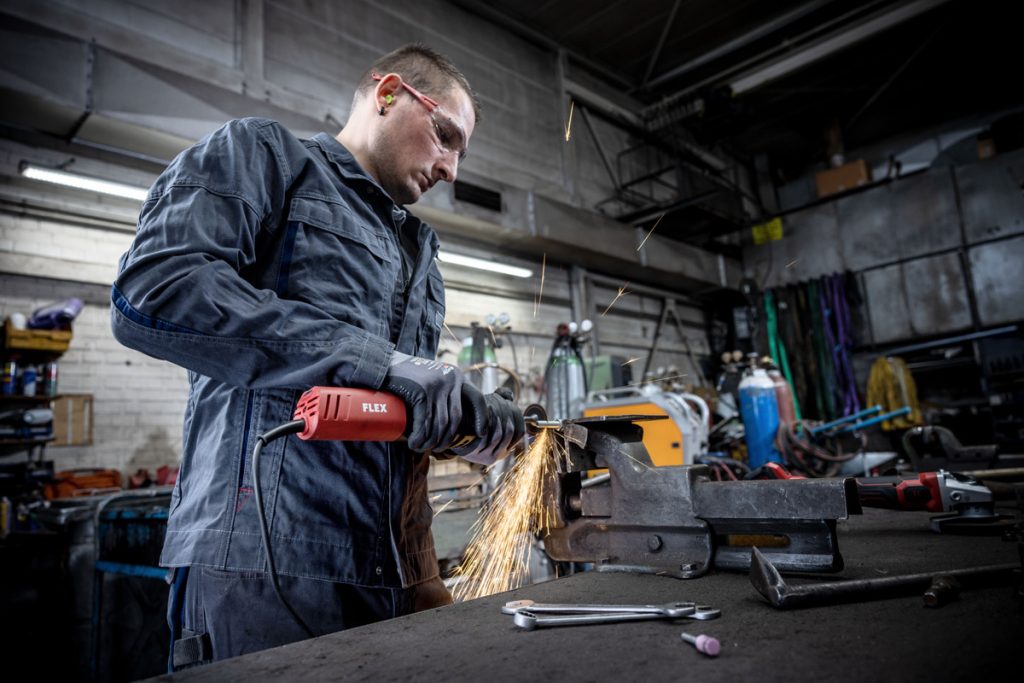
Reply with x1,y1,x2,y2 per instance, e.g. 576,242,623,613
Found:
167,566,411,671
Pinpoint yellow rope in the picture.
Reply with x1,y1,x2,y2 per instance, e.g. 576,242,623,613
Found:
865,356,923,430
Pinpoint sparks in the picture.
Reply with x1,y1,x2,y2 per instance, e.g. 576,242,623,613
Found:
636,213,665,252
601,283,630,316
443,322,461,345
628,373,688,386
785,258,800,269
432,499,454,517
621,357,641,366
533,254,547,319
564,100,575,142
450,430,568,602
616,446,657,472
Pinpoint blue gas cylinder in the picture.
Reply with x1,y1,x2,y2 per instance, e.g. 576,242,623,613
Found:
739,367,782,468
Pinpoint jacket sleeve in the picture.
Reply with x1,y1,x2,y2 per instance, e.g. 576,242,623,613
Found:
111,119,393,391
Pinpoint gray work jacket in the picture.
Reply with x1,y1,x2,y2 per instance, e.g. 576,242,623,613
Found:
111,118,446,588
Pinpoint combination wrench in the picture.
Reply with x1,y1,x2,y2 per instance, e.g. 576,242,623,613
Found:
504,600,721,630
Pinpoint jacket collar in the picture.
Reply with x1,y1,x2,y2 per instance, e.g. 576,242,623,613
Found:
311,133,378,185
311,132,437,252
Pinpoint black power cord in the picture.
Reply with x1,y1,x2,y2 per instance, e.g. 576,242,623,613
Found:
251,419,314,638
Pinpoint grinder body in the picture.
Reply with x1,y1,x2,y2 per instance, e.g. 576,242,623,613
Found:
293,387,407,441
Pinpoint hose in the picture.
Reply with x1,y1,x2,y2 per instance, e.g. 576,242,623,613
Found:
775,419,864,478
464,362,524,402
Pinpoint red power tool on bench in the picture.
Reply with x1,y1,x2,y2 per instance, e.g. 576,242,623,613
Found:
750,462,1013,534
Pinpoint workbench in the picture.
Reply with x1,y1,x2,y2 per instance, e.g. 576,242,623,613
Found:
146,507,1022,682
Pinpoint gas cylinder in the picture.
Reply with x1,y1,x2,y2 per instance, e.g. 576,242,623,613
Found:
460,329,499,394
479,338,499,394
766,365,796,429
739,365,782,468
545,323,586,420
457,337,473,368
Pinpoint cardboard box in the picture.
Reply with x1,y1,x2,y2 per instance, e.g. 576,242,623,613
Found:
52,393,93,446
815,159,872,198
977,137,996,160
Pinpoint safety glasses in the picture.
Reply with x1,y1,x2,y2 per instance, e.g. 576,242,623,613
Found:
372,73,468,162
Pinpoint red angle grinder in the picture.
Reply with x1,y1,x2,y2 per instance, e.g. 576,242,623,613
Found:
292,386,409,441
751,462,1014,534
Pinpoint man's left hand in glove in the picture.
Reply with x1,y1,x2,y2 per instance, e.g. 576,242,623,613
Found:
448,385,525,465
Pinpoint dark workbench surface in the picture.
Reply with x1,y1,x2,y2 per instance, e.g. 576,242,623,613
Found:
146,508,1022,682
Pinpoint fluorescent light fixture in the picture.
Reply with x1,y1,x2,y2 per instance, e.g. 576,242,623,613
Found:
437,250,533,278
19,162,149,201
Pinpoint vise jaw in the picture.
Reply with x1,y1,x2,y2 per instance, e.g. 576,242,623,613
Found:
541,415,861,578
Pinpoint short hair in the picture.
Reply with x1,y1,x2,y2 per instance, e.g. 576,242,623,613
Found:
355,43,481,124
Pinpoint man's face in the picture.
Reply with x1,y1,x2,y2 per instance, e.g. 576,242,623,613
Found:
370,84,475,205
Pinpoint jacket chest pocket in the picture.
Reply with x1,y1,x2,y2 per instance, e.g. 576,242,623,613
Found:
417,272,445,357
282,197,401,333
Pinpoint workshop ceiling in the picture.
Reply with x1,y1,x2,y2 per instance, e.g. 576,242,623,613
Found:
455,0,1022,243
465,0,1020,173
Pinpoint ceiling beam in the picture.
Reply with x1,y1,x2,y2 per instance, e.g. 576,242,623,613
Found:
728,0,953,95
640,0,683,86
643,0,836,91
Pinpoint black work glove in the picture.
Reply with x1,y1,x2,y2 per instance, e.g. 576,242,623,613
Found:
449,385,525,466
383,350,463,452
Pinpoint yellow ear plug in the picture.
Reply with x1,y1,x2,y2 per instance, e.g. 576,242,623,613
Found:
384,94,394,105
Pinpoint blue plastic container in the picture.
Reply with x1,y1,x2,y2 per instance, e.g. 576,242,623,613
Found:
739,368,782,468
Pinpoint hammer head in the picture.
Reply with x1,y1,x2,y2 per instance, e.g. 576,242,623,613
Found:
750,546,789,608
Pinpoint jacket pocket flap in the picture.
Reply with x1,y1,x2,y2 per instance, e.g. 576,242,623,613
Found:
288,196,388,260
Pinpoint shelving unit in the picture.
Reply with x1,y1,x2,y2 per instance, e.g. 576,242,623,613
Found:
1,321,71,501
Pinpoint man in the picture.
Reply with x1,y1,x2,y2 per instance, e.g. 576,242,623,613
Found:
111,44,524,669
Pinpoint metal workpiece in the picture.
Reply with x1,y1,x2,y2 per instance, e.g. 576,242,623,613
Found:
750,546,1020,610
541,414,859,576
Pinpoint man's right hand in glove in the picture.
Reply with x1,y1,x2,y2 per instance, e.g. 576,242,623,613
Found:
383,350,463,452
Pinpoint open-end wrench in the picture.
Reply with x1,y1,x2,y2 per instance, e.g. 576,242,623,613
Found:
512,606,721,630
501,600,696,617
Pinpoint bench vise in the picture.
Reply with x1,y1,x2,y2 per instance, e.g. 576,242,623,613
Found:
539,414,862,578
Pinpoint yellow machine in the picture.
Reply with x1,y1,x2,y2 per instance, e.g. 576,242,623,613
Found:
582,388,709,466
